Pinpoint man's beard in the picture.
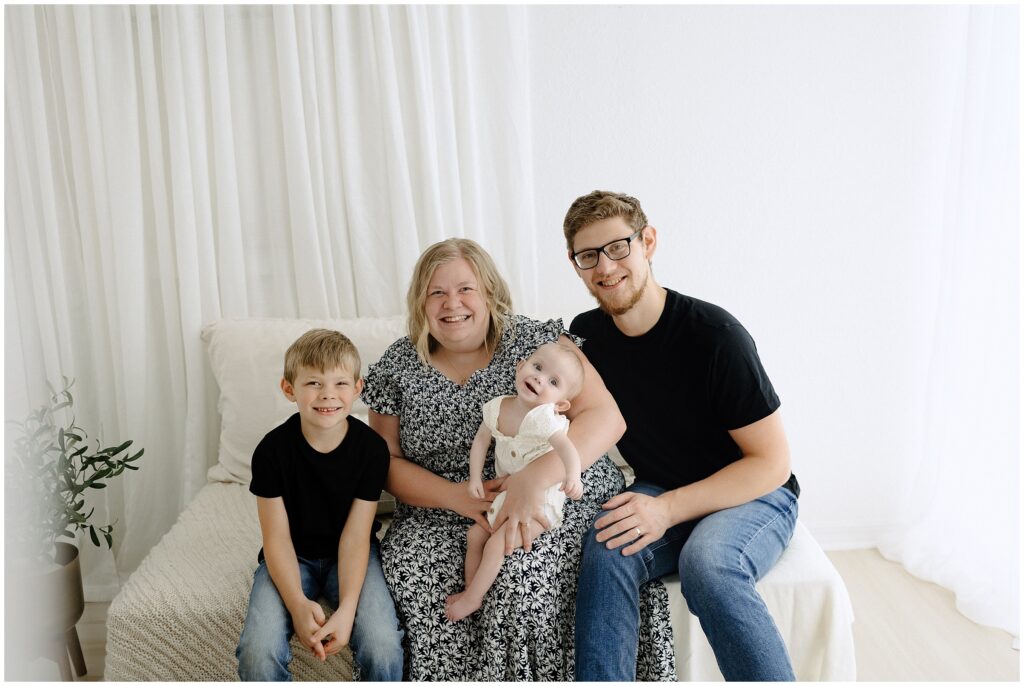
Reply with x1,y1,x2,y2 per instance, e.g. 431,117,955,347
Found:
592,270,649,317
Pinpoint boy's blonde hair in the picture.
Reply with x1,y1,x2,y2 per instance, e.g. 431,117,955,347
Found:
406,238,514,364
563,190,649,250
538,341,585,399
283,328,361,383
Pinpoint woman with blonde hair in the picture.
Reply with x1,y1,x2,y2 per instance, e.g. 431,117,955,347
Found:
362,238,675,679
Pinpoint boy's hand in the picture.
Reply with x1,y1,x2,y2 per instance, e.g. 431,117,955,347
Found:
560,473,584,500
290,599,328,660
467,477,486,500
311,612,352,658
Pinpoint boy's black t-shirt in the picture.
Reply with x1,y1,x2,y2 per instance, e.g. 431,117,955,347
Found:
249,413,389,560
571,289,797,493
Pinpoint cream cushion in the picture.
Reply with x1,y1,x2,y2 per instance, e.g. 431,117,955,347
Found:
201,316,406,484
666,520,857,680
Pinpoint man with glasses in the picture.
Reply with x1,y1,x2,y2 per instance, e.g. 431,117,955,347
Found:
565,190,800,681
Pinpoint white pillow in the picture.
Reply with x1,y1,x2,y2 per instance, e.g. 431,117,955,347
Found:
202,316,407,485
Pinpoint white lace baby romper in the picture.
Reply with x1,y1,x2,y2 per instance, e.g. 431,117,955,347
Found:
482,395,569,529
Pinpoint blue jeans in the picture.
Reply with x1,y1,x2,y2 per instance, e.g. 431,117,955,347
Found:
575,481,798,681
236,542,404,681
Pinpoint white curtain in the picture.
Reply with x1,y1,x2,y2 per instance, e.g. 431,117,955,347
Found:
878,6,1019,639
5,4,537,597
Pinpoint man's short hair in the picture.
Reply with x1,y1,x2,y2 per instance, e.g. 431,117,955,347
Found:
283,328,361,383
563,190,648,250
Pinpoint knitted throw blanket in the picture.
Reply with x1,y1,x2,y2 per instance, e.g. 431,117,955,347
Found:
105,482,354,681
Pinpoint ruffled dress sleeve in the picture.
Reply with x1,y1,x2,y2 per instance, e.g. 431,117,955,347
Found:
506,315,583,359
521,402,570,441
361,336,412,416
481,395,506,434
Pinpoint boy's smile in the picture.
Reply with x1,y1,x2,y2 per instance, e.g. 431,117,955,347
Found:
281,364,363,451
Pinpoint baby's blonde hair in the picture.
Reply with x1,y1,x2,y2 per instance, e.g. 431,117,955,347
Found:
283,329,361,383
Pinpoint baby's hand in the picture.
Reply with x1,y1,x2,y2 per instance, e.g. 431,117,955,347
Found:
468,478,486,500
560,473,584,500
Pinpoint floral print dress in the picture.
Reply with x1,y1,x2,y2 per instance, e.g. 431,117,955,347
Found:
362,315,676,681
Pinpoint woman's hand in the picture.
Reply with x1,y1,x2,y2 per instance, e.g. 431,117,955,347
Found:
491,469,553,554
449,475,505,533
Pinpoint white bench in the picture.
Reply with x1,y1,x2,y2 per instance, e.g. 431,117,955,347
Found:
105,316,856,680
106,483,855,681
666,520,856,680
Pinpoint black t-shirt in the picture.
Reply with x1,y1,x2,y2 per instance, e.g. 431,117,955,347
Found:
249,413,389,560
571,289,797,493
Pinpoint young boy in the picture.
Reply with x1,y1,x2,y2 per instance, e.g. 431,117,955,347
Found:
236,329,404,681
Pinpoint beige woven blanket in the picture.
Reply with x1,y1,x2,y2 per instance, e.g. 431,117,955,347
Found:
105,482,353,681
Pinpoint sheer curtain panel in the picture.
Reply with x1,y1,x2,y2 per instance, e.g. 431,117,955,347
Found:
4,4,536,596
877,6,1019,639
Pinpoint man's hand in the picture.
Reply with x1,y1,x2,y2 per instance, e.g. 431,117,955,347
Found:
311,611,352,658
491,470,552,554
290,598,328,660
595,491,673,556
450,476,505,533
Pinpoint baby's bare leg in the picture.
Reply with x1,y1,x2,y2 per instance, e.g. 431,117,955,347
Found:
445,524,490,611
464,523,489,587
445,522,521,622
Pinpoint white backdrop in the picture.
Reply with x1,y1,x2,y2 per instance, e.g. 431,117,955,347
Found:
527,5,1019,637
530,2,1018,545
5,5,1019,637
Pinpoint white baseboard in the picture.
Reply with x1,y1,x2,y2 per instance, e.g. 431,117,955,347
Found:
802,521,889,550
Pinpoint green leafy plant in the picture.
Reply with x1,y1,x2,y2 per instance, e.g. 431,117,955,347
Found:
6,377,143,564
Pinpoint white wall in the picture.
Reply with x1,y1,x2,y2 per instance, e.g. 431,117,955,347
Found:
524,5,1006,547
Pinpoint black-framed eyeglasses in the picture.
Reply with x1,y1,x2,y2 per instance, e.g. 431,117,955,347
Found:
570,228,645,270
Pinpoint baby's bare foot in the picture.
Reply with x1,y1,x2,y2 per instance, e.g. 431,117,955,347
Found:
444,593,481,621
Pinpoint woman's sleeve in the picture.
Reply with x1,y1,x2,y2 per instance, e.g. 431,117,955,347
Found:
361,337,407,416
517,315,583,353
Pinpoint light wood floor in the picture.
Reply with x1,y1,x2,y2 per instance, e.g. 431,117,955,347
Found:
826,548,1019,681
14,548,1020,681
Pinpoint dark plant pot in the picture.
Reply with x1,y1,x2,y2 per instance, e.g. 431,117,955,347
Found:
5,542,87,680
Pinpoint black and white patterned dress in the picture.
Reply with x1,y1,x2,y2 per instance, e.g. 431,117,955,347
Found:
362,315,676,681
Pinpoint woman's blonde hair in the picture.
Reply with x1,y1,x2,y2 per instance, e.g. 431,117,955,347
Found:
406,238,514,364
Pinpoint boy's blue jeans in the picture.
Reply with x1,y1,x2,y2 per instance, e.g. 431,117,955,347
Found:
575,481,799,681
236,542,404,681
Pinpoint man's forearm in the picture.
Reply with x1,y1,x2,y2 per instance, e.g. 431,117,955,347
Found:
663,455,791,524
